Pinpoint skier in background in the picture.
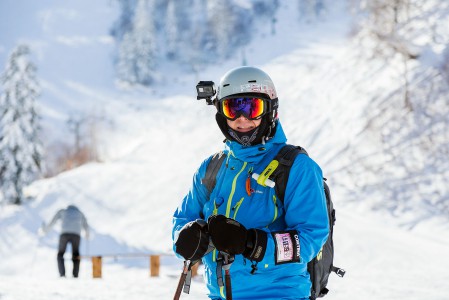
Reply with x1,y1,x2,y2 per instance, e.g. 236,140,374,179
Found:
41,204,89,278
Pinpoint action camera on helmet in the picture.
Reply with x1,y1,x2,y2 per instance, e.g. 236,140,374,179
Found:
196,81,216,105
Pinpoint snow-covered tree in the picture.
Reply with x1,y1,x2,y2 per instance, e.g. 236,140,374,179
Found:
355,0,416,59
116,0,157,86
165,0,180,60
0,45,43,205
342,0,449,217
165,0,193,60
207,0,236,59
110,0,137,42
111,0,280,81
298,0,326,21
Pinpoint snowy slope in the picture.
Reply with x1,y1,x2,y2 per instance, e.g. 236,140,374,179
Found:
1,1,449,300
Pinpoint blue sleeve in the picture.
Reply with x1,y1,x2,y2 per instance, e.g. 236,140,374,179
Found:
172,156,212,253
263,154,329,264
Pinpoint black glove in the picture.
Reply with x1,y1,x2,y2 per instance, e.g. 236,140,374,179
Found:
175,219,209,261
207,215,267,262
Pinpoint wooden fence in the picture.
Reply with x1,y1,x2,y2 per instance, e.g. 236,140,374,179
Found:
81,254,198,279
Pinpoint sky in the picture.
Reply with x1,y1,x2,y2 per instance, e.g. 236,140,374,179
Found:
0,1,449,299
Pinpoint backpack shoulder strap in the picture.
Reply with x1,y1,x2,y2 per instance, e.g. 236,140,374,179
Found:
201,151,226,194
201,145,306,200
271,144,308,203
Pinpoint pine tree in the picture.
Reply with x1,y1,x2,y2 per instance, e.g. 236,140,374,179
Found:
0,44,43,205
166,0,193,60
205,0,257,60
110,0,137,42
207,0,235,59
165,0,180,60
116,0,157,86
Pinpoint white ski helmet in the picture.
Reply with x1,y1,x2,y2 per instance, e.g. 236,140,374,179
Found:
215,66,279,145
217,66,278,101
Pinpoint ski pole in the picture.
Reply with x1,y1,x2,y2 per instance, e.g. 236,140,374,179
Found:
31,222,47,277
86,236,90,256
173,230,215,299
222,253,234,300
225,268,232,300
174,259,191,300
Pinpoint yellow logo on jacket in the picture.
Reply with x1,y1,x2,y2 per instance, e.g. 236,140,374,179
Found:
317,248,323,261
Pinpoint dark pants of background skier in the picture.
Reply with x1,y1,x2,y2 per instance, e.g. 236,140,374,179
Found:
57,233,81,277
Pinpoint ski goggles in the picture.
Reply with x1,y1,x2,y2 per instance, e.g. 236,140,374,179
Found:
218,96,273,121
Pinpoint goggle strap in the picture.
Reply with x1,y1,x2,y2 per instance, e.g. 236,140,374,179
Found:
269,98,279,111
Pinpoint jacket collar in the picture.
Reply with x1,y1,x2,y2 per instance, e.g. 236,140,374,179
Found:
224,122,287,165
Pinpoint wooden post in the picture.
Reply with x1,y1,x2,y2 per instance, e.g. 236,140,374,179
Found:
92,256,102,278
150,255,160,277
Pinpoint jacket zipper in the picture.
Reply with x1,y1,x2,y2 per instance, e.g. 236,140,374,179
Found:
232,197,244,219
225,162,247,217
213,161,247,263
271,194,278,223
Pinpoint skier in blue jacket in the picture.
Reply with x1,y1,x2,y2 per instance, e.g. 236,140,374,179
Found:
172,66,329,299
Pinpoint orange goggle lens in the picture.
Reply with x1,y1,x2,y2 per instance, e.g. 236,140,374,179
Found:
221,97,265,120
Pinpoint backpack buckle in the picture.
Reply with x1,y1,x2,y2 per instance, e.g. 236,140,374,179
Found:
335,267,346,277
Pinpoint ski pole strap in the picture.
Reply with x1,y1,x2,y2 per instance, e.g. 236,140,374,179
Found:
183,259,203,294
216,257,225,287
216,252,234,287
183,269,193,294
216,253,234,300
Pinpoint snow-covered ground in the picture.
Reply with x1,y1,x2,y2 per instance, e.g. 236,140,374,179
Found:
1,1,449,299
1,206,448,300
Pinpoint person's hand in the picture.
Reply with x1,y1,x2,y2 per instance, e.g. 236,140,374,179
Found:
174,219,210,261
207,215,267,262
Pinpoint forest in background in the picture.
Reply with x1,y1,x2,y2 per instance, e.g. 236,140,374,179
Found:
1,0,448,221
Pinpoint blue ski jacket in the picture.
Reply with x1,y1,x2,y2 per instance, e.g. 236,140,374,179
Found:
172,122,329,300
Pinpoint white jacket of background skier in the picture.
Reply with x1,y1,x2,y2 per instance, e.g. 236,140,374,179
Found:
43,205,89,237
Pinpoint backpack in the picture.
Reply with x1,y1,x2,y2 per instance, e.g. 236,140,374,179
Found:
202,144,345,299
